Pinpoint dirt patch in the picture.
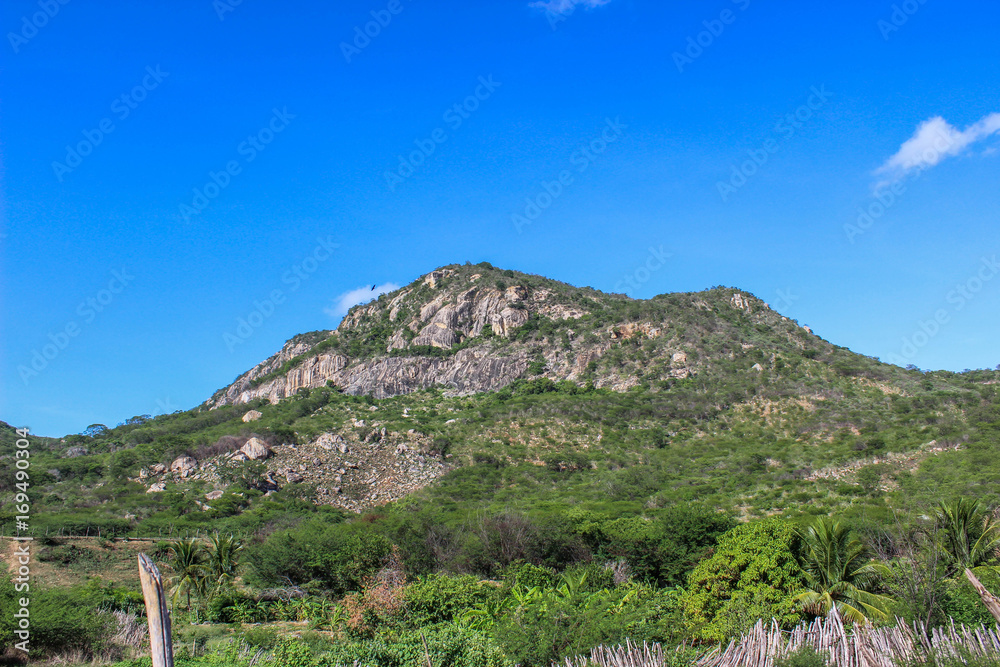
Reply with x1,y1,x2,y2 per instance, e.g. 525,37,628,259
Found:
1,536,158,589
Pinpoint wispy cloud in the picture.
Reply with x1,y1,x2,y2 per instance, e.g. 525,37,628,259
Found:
529,0,613,16
875,113,1000,186
325,283,400,319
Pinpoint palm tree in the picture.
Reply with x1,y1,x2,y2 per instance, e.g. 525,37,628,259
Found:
206,533,244,593
792,518,893,624
933,498,1000,623
934,498,1000,572
168,537,207,612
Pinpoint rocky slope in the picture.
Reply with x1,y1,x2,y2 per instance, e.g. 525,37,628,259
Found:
207,263,806,409
138,416,451,513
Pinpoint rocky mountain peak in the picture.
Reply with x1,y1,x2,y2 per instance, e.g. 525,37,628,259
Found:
206,263,800,410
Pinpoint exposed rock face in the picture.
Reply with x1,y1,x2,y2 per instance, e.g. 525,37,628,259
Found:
611,323,662,340
731,292,753,313
147,481,166,493
65,446,89,458
207,267,789,410
170,456,198,474
242,410,263,422
240,437,272,460
214,346,533,406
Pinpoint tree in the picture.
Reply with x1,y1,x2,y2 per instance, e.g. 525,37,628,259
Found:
168,538,207,611
83,424,108,438
934,498,1000,573
206,533,243,593
792,518,893,624
683,518,806,641
219,459,270,492
934,498,1000,623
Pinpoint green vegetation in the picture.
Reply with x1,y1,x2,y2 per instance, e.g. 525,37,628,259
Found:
792,519,892,623
5,265,1000,664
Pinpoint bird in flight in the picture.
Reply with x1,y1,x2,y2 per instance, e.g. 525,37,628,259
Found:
371,284,376,291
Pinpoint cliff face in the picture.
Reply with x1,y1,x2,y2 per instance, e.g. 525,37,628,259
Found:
206,263,800,409
213,348,532,406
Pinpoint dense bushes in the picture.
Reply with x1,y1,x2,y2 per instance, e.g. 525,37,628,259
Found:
243,519,392,594
683,519,806,641
0,576,119,661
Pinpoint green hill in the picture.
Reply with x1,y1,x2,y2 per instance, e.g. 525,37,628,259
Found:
3,262,999,540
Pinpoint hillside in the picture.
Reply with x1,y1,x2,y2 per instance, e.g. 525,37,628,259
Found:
208,263,815,407
2,262,1000,540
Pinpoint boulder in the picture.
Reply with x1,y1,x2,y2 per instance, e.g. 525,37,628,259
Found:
171,456,198,474
671,352,687,365
316,433,347,451
146,482,167,493
205,490,224,501
285,470,304,483
240,437,272,460
751,363,764,372
151,463,166,474
242,410,263,423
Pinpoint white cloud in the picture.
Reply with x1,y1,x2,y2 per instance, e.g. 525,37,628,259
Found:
530,0,612,16
875,113,1000,185
325,283,400,320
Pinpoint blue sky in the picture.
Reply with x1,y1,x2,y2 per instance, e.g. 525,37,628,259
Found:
2,0,999,436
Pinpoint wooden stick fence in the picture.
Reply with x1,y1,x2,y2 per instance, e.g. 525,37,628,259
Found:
558,611,1000,667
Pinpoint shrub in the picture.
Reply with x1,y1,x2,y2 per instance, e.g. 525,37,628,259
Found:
402,574,500,627
319,623,511,667
244,520,392,595
502,561,555,589
0,576,115,660
774,645,830,667
683,518,806,642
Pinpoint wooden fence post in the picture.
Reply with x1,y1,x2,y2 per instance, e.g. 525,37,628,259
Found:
966,568,1000,625
138,554,174,667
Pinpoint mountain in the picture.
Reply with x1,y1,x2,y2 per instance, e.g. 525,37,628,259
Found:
4,262,1000,538
209,262,822,408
